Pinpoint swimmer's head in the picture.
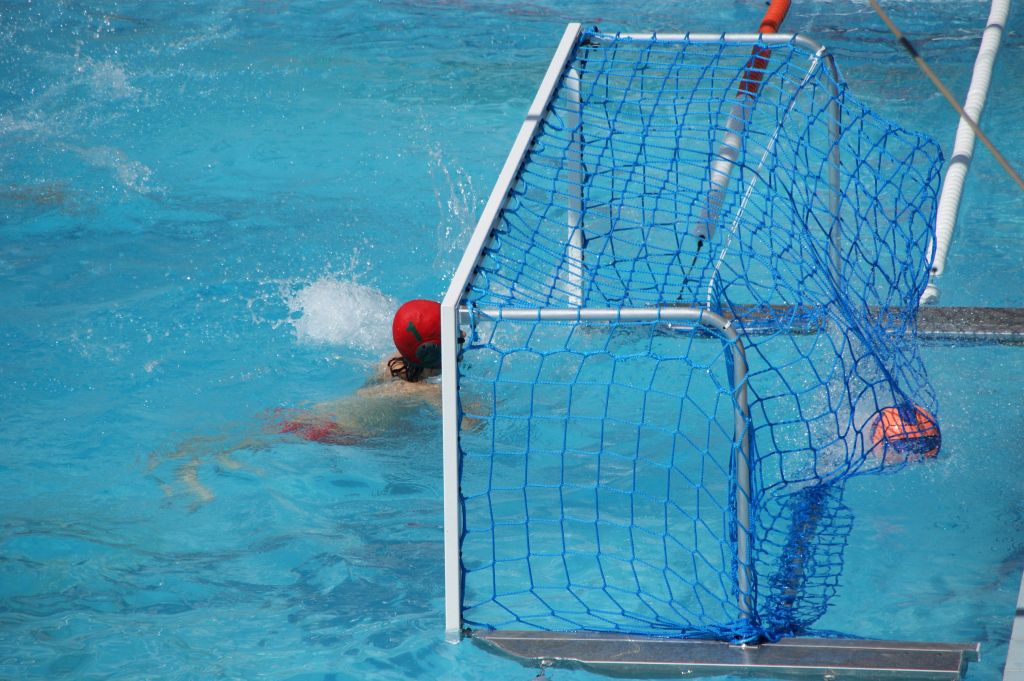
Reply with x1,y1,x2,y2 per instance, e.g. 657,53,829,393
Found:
392,299,442,369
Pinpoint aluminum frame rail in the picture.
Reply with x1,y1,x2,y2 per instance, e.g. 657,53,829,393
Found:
916,305,1024,343
663,303,1024,344
472,630,981,680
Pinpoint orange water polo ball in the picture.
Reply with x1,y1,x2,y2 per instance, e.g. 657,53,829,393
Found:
392,299,442,368
871,405,941,461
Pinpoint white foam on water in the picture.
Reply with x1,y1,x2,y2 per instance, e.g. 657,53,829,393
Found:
283,277,396,354
81,58,139,100
66,143,156,195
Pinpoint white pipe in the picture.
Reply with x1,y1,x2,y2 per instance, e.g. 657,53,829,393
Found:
921,0,1010,305
704,50,830,308
692,97,754,241
565,68,585,306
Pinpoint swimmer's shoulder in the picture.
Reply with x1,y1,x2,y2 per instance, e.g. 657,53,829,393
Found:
358,375,436,396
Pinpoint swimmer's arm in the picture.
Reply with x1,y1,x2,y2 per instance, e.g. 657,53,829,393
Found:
355,377,441,407
383,380,483,431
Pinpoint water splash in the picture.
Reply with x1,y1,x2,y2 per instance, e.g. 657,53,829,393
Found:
68,144,155,194
76,58,139,100
426,142,480,271
283,277,396,353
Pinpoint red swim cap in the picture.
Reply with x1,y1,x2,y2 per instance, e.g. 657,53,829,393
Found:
392,299,442,368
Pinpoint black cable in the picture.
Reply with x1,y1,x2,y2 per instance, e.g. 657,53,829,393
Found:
676,238,705,302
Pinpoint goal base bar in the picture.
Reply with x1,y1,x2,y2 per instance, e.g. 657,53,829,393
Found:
916,306,1024,344
470,630,980,680
662,304,1024,344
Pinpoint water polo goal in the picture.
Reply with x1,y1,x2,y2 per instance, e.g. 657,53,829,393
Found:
439,21,983,679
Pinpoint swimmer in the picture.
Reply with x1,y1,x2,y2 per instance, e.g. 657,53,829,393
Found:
275,298,445,444
151,299,451,507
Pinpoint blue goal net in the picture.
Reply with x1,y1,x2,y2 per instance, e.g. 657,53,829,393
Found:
445,27,943,644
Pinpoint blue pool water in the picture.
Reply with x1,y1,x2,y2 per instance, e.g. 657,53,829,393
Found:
1,1,1021,679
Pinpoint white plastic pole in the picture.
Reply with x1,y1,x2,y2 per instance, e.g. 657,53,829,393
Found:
692,98,755,241
704,49,837,308
921,0,1010,305
565,67,585,305
691,0,791,241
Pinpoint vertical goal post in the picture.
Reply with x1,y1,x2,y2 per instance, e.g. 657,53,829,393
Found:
441,23,586,641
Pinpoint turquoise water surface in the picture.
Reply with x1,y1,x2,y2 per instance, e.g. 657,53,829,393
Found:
1,1,1022,679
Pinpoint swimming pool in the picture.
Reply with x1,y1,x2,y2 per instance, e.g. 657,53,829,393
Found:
0,1,1020,679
